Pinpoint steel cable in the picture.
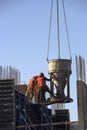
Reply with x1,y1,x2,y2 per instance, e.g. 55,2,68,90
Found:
47,0,53,61
62,0,72,60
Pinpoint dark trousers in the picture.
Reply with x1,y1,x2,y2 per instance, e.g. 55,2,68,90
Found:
38,85,55,103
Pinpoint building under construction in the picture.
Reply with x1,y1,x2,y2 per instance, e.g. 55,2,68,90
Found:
0,45,87,130
0,0,87,130
0,65,71,130
1,56,87,130
0,54,73,130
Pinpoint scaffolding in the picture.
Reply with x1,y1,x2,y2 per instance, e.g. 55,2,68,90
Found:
0,79,72,130
0,79,53,130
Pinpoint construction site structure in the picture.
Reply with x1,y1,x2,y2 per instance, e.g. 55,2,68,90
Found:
0,78,71,130
0,79,15,130
1,56,86,130
0,66,20,85
76,55,87,130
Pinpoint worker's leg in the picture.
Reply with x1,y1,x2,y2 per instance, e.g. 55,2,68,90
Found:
25,87,29,97
35,87,38,103
36,87,45,103
44,85,56,98
26,87,34,102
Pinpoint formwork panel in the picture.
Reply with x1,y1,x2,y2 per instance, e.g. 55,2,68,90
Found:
0,79,15,130
53,109,70,130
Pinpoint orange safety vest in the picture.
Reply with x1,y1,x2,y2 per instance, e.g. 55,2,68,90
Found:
37,76,46,88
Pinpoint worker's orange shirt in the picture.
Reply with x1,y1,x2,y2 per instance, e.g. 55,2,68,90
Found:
37,76,46,88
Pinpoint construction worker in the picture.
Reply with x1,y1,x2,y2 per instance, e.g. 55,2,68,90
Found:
37,72,55,103
25,76,38,102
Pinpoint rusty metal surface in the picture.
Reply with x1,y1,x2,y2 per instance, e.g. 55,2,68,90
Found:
47,59,72,103
48,59,71,73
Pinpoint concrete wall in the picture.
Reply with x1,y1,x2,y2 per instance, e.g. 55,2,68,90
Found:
70,123,78,130
77,81,87,130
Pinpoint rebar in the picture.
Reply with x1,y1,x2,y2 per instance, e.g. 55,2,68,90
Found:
0,66,20,85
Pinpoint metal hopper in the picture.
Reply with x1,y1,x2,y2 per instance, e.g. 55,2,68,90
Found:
47,59,73,104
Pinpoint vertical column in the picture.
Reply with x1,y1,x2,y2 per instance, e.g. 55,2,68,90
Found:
77,81,86,130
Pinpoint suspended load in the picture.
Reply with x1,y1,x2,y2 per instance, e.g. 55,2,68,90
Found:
47,59,73,104
45,0,73,105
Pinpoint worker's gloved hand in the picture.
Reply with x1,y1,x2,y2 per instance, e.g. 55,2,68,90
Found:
50,75,54,80
51,73,54,77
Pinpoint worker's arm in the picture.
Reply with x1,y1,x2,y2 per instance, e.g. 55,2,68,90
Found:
44,76,51,81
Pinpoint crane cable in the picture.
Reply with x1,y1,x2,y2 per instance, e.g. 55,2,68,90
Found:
56,0,60,59
47,0,53,61
47,0,72,61
62,0,72,60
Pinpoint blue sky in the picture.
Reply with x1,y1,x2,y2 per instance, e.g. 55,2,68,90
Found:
0,0,87,121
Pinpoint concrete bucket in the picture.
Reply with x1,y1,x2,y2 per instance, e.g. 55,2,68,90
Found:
47,59,73,104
